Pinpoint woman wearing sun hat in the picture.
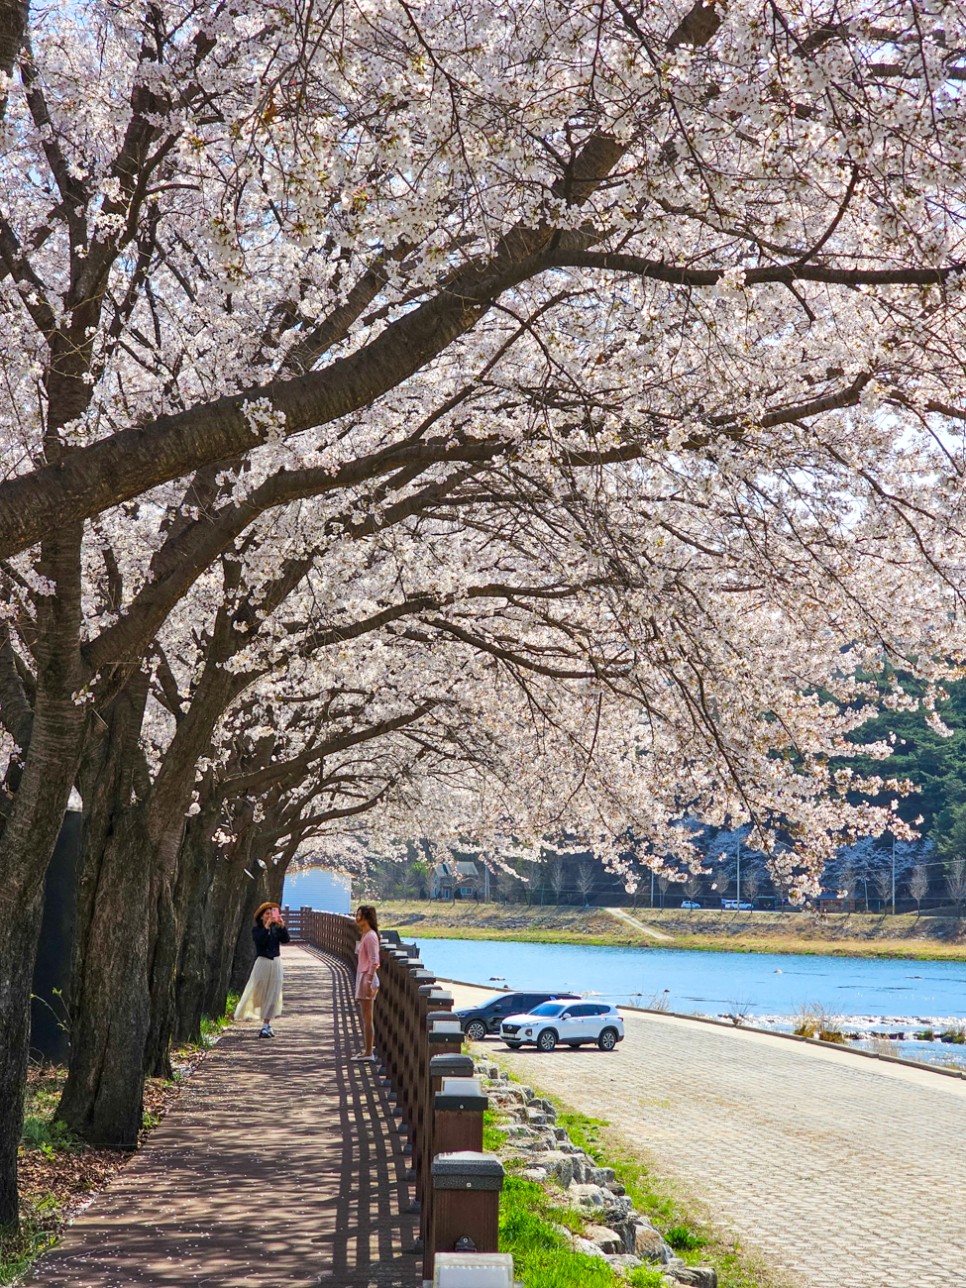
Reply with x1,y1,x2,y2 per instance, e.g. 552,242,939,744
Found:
234,901,290,1037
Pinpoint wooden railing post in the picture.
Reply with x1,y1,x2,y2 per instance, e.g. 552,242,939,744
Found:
285,908,512,1287
429,1052,474,1094
424,1074,488,1271
433,1075,487,1154
425,1152,504,1283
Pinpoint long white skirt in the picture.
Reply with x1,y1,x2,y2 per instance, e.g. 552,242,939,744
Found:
234,956,284,1022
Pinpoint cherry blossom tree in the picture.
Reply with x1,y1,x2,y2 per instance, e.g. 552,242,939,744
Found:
3,0,966,1230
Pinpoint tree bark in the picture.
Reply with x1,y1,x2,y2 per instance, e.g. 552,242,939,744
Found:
0,529,85,1228
58,677,151,1146
172,796,251,1045
0,888,45,1229
0,0,27,118
57,804,152,1145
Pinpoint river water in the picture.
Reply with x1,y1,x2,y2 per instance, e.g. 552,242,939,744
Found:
413,936,966,1069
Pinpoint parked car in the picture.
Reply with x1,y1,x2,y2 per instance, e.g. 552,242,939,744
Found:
500,1000,625,1052
721,899,754,910
680,900,701,909
454,991,579,1041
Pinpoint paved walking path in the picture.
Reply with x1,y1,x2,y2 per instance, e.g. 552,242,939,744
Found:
448,980,966,1288
603,906,675,942
27,947,419,1288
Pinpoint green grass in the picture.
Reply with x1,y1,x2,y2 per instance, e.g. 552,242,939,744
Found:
19,1068,77,1158
0,1215,58,1285
482,1107,506,1154
498,1177,617,1288
199,992,240,1046
405,921,966,961
665,1224,706,1252
626,1269,667,1288
20,1116,78,1157
3,1070,72,1282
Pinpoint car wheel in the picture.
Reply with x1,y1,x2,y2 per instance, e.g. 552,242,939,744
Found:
465,1019,487,1042
505,1040,522,1049
536,1028,558,1052
597,1027,618,1051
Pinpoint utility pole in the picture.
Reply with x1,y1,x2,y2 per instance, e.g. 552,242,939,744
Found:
650,868,655,909
891,836,896,916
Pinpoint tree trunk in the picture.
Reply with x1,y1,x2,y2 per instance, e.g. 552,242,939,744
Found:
202,830,258,1017
58,678,151,1146
57,806,153,1145
171,842,212,1047
172,796,245,1046
143,819,192,1079
0,528,84,1229
0,890,46,1229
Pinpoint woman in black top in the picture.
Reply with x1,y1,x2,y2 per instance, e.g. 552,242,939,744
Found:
234,902,290,1037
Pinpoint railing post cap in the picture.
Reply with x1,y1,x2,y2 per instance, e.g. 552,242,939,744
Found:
429,1053,475,1077
431,1152,504,1190
435,1076,487,1111
427,1008,456,1021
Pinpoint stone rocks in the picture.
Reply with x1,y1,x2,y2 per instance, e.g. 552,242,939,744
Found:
671,1266,718,1287
634,1221,668,1259
533,1149,576,1188
573,1236,609,1259
569,1182,610,1211
607,1252,646,1272
583,1223,624,1254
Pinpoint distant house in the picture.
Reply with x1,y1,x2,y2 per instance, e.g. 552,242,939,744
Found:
431,860,482,900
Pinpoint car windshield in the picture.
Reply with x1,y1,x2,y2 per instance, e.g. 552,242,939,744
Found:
529,1002,566,1016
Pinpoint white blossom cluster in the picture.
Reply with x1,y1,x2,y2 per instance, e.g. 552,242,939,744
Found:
3,0,966,900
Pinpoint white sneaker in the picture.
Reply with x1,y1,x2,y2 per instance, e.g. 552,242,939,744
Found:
259,1024,275,1038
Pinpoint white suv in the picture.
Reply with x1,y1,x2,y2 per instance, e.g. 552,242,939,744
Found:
500,1000,625,1052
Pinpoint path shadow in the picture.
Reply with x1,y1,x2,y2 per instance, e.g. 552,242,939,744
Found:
26,947,419,1288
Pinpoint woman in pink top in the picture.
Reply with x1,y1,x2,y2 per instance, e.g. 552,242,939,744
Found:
352,905,381,1062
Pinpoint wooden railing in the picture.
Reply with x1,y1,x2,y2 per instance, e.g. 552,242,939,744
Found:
283,907,512,1286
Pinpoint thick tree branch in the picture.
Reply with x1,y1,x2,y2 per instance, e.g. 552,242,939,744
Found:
0,131,626,559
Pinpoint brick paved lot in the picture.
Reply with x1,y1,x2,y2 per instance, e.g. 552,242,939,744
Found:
449,981,966,1288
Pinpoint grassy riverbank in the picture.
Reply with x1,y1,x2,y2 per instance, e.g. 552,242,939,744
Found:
378,899,966,961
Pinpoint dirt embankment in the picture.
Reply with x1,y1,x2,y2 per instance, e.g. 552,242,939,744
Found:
378,899,966,960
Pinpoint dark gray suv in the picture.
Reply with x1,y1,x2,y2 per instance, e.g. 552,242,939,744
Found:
454,991,579,1041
